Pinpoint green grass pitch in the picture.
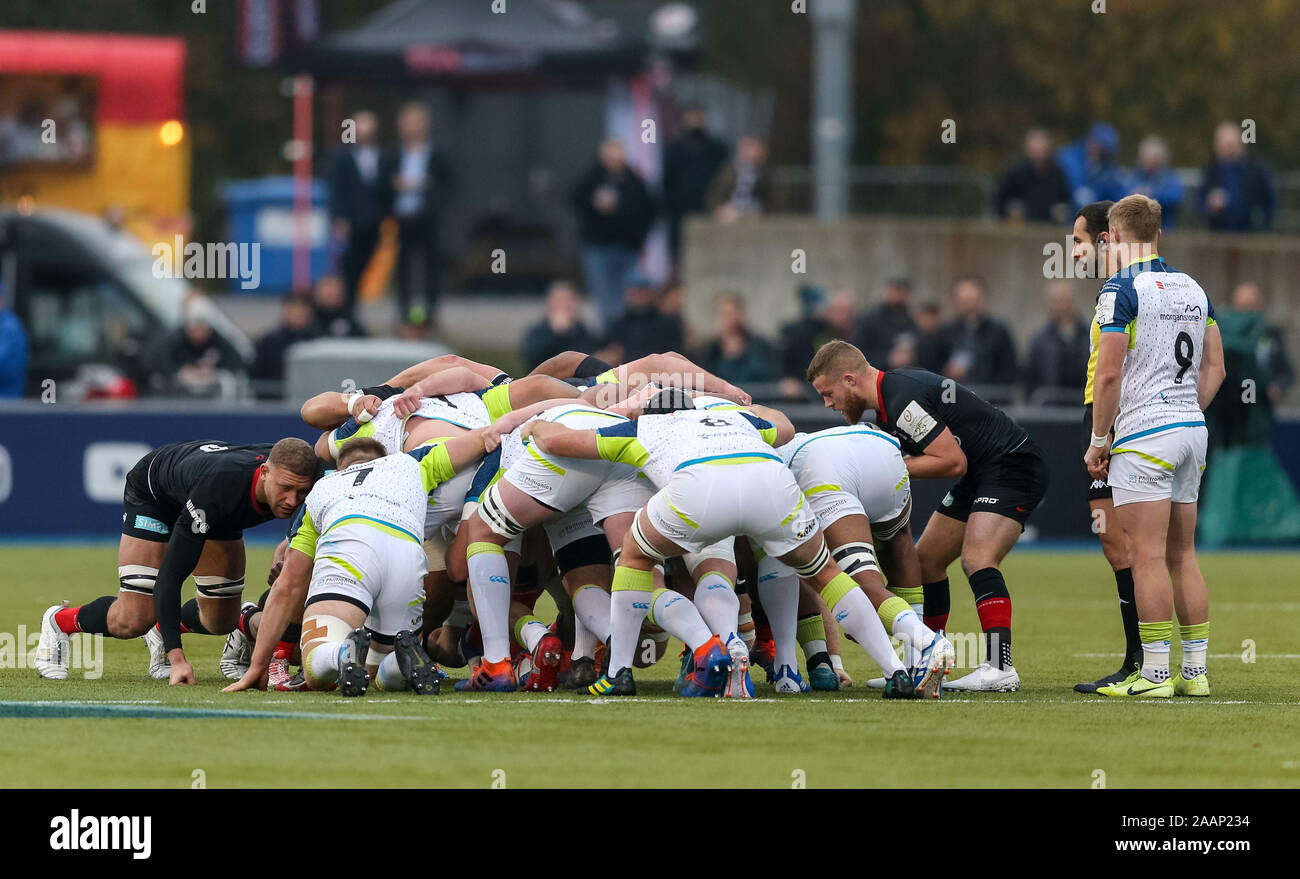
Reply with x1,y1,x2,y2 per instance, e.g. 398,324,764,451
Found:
1,544,1297,788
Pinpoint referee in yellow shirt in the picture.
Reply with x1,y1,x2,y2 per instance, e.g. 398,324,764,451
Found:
1069,200,1141,692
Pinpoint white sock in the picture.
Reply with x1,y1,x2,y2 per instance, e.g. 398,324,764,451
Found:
308,641,343,683
609,589,652,676
691,571,739,641
572,584,611,643
757,573,800,672
824,579,905,675
572,613,597,661
651,589,712,652
518,619,549,654
376,651,406,691
1142,638,1171,682
890,608,935,657
467,542,512,663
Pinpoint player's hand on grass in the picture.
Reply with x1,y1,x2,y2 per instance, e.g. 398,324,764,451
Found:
168,654,196,686
222,664,268,693
836,668,853,688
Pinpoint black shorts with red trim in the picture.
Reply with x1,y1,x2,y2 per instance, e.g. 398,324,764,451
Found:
936,439,1050,527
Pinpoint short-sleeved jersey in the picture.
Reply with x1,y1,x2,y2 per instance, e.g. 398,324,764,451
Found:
874,368,1028,471
595,408,779,487
503,403,629,472
327,391,492,459
780,424,903,474
1096,255,1216,444
141,440,281,537
289,447,458,556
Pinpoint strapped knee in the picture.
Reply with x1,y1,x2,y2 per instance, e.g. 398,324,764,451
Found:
118,565,159,595
194,575,245,598
830,542,880,579
792,541,831,579
630,511,670,563
477,482,525,539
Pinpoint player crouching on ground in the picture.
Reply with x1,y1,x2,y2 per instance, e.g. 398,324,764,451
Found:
224,431,495,696
35,438,319,685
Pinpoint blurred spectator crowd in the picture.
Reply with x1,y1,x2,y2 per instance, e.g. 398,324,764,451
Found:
998,121,1276,232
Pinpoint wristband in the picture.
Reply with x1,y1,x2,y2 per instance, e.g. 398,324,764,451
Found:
1089,432,1109,448
346,392,373,423
830,654,845,671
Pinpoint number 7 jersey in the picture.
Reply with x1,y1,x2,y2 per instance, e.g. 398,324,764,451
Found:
1096,255,1216,444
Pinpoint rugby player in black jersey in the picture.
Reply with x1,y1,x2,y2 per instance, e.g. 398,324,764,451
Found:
34,438,319,685
807,340,1049,692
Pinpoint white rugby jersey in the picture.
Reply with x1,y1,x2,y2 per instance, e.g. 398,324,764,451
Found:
1096,256,1217,445
327,392,490,459
595,407,779,487
502,404,630,471
780,424,902,472
288,451,454,555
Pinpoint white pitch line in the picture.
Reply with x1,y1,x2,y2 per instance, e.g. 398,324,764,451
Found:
1072,653,1300,659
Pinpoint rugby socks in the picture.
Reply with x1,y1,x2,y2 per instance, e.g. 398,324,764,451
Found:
691,570,739,642
307,640,343,685
969,567,1013,670
238,602,260,638
1179,621,1209,679
648,587,712,652
890,584,925,616
1115,568,1142,660
179,599,211,636
513,614,550,654
1138,620,1173,682
64,596,115,635
878,595,934,657
922,578,950,632
572,584,611,646
374,651,407,691
737,611,756,651
758,574,800,673
609,566,655,676
466,542,512,663
573,615,597,662
820,572,905,675
796,612,829,665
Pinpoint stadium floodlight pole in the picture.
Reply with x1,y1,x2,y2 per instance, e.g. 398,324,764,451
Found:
811,0,856,221
291,74,314,294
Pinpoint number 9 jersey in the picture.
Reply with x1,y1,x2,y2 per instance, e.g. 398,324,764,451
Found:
1096,255,1216,445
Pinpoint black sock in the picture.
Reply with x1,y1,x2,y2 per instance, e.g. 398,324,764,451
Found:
180,598,211,636
257,589,271,609
922,578,950,631
968,567,1013,670
75,596,117,636
283,622,301,644
1115,567,1141,662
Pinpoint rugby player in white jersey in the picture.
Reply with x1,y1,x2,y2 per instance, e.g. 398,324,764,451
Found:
769,425,956,697
527,388,921,698
454,394,739,694
1085,194,1225,698
223,431,495,696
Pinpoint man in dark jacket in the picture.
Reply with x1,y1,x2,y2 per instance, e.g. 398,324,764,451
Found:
382,102,452,326
571,138,655,330
602,273,682,366
1199,122,1275,232
996,128,1071,223
940,276,1018,400
327,109,385,313
855,277,917,368
250,294,318,396
663,105,728,260
1023,281,1089,402
521,281,599,372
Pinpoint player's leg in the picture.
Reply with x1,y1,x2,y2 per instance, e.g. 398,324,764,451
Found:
300,599,369,695
36,534,166,680
1099,497,1175,697
777,530,913,698
1167,501,1210,696
915,510,966,634
1074,493,1142,692
371,540,439,696
941,511,1024,693
682,540,753,697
